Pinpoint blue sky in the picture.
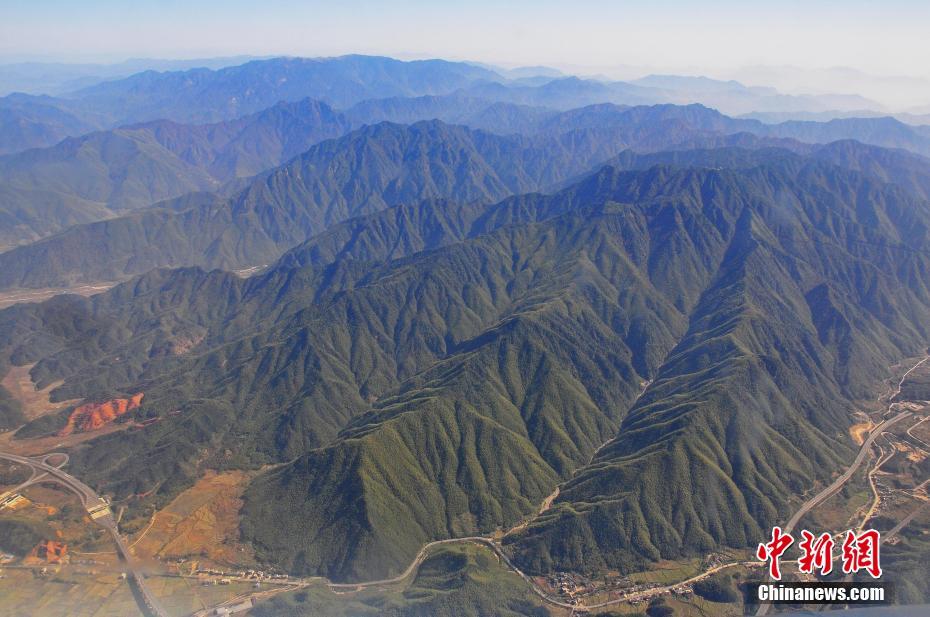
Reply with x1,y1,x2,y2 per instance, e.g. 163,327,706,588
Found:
2,1,929,79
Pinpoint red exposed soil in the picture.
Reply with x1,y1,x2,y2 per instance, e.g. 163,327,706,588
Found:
58,393,144,436
32,540,68,564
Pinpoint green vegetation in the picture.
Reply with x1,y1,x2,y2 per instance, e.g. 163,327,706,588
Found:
0,118,649,288
0,519,46,556
0,461,31,486
646,599,674,617
0,384,24,429
14,406,70,438
252,544,551,617
7,56,930,614
692,574,739,603
506,162,930,575
8,104,930,290
0,98,350,250
3,149,930,589
895,367,930,402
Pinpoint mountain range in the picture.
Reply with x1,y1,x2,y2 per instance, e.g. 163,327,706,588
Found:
3,54,930,615
0,98,350,249
3,146,930,585
1,54,918,157
0,114,776,288
5,99,930,290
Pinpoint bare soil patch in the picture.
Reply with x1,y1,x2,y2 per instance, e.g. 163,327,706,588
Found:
129,470,257,569
0,283,117,310
0,363,80,421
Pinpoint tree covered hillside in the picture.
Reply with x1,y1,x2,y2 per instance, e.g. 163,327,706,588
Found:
2,154,929,584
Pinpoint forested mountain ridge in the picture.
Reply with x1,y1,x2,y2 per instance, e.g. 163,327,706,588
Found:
64,55,504,124
506,166,930,574
0,117,751,289
0,93,106,155
2,155,929,584
0,98,351,249
4,94,930,257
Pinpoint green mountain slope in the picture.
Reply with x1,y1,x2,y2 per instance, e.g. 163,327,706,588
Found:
233,163,930,580
3,155,929,586
0,98,351,248
0,119,665,288
506,165,930,575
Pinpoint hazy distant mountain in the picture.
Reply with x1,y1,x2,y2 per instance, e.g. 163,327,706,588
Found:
457,72,883,117
67,55,504,124
0,99,351,249
0,93,107,154
0,116,750,288
497,65,564,80
348,98,750,137
0,55,503,154
348,96,930,159
532,103,930,157
730,65,930,111
0,56,260,96
345,93,558,133
633,74,755,94
0,55,907,159
759,116,930,157
631,74,881,115
463,76,659,109
747,109,930,125
893,113,930,127
7,101,930,283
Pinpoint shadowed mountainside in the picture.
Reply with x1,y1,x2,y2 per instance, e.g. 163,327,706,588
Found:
2,155,929,582
0,117,760,288
0,98,351,248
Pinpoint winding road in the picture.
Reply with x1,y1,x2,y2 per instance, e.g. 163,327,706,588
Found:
780,410,914,535
0,451,170,617
755,355,930,616
5,360,927,616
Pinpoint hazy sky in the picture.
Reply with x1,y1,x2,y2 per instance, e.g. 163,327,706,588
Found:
3,1,929,79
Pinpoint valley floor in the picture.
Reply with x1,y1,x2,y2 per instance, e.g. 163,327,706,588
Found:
2,354,930,616
0,284,117,310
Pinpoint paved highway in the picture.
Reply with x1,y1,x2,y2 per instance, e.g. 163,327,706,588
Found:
0,451,97,506
314,375,766,613
0,450,170,617
780,410,913,535
7,360,926,616
755,355,929,616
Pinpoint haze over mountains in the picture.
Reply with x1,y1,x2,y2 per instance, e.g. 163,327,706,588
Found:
3,52,930,615
4,83,930,286
0,98,350,248
5,54,928,156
